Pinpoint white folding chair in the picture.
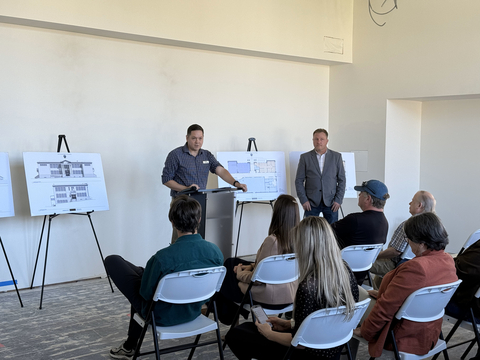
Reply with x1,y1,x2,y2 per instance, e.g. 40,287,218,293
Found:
435,285,480,360
282,298,371,360
132,266,226,360
458,229,480,256
341,244,383,289
224,253,298,348
358,279,462,360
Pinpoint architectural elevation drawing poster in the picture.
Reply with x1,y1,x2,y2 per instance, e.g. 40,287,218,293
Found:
217,151,287,202
23,152,109,216
289,151,357,199
339,152,357,199
0,152,15,218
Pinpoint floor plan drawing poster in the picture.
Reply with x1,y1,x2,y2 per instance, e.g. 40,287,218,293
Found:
289,151,357,199
0,152,15,218
23,152,109,216
217,151,287,202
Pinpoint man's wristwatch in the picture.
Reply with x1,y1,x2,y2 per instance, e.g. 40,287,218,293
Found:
233,180,239,187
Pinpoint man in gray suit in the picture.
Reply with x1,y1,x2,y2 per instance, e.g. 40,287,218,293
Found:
295,128,346,223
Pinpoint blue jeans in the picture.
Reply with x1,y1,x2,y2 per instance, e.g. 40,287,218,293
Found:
304,200,338,224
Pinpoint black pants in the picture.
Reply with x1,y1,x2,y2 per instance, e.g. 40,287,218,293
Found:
226,322,341,360
220,257,251,302
104,255,145,348
217,257,293,325
216,257,252,325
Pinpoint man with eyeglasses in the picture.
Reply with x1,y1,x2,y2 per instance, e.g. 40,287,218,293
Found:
369,190,436,289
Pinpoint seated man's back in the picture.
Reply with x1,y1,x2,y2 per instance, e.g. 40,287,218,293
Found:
332,210,388,249
331,179,390,285
104,194,224,359
139,233,223,326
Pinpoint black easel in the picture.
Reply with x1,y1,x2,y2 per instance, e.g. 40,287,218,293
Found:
0,236,23,307
30,134,114,309
234,138,275,258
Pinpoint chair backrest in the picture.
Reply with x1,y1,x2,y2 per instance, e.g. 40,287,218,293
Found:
394,279,462,322
400,244,416,260
341,244,383,272
291,298,371,349
152,266,226,304
251,253,298,284
461,229,480,253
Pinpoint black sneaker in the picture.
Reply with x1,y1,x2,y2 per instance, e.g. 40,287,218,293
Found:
110,342,135,359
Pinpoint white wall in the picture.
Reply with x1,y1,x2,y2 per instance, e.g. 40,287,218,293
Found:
384,100,422,236
420,98,480,249
0,21,329,291
330,1,480,250
0,0,353,64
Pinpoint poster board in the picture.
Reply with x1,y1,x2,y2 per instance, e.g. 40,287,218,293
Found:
217,151,287,202
289,151,357,199
0,152,15,218
23,152,109,216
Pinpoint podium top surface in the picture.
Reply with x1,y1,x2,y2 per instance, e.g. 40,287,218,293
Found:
178,186,241,195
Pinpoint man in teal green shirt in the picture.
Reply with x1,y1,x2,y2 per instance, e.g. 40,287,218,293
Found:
105,195,224,360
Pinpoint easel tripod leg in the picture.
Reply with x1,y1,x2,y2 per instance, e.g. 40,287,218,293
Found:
87,213,114,293
39,216,53,309
30,215,47,289
234,203,245,258
0,236,23,307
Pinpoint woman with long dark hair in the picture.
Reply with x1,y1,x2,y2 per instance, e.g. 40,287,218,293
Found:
216,194,300,325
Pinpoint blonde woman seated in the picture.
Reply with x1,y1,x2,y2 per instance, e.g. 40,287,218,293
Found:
216,194,299,325
226,217,359,360
353,212,458,358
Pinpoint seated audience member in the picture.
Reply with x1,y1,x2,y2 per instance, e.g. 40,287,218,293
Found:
331,179,389,285
104,195,224,360
353,212,457,358
226,216,359,360
444,238,480,360
370,190,436,289
216,194,299,325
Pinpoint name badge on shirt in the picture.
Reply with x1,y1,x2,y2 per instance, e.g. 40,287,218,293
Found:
203,161,209,164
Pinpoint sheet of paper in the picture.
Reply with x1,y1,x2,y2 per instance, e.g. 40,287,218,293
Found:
23,152,109,216
217,151,287,202
0,152,15,218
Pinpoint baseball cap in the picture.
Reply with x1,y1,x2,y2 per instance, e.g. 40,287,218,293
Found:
354,180,389,199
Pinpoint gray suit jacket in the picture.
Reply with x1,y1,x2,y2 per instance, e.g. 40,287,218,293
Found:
295,149,346,208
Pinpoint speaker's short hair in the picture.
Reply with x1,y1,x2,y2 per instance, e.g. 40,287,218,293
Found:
187,124,204,136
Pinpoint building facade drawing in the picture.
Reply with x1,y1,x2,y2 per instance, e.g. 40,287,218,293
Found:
51,184,91,206
36,160,96,178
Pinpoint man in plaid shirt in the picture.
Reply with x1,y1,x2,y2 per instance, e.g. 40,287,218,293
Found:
162,124,247,196
162,124,247,243
370,190,436,289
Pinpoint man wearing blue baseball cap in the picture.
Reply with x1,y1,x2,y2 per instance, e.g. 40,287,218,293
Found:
331,179,390,284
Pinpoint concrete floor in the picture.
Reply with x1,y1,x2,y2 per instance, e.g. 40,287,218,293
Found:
0,277,478,359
